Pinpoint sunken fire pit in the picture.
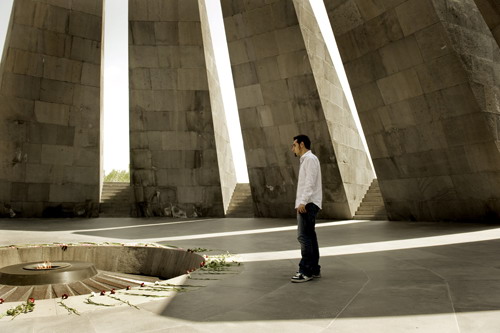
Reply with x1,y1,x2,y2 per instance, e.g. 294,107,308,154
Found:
0,261,97,286
0,244,204,302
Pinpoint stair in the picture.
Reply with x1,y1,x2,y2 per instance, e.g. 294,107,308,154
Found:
0,271,162,302
100,182,132,217
226,183,254,217
353,179,388,220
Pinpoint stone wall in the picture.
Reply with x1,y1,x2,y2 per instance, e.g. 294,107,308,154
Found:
221,0,374,218
474,0,500,46
0,0,103,217
128,0,225,217
325,0,500,221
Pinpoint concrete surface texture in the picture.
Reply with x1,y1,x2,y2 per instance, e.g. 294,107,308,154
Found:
0,0,104,218
128,0,228,218
0,0,499,222
325,0,500,221
221,0,374,219
0,216,499,332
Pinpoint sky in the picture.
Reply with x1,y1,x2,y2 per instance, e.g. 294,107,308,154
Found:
0,0,371,182
0,1,13,51
102,0,130,176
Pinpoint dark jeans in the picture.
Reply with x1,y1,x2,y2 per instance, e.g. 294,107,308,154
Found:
297,203,320,276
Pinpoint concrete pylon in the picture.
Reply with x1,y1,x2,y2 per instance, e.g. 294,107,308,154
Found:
128,0,236,217
325,0,500,221
0,0,103,217
221,0,375,218
473,0,500,46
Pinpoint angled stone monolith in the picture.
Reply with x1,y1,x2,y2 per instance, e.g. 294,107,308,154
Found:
325,0,500,221
0,0,103,217
221,0,374,218
128,0,230,217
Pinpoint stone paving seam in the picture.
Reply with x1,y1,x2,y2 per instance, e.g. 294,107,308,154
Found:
325,257,372,330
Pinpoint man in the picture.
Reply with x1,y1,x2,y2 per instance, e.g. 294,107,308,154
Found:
290,134,322,283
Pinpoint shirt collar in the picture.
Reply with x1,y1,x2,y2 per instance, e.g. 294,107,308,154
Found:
300,150,311,163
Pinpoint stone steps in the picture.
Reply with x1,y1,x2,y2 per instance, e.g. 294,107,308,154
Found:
353,179,388,220
226,183,254,217
99,182,132,217
0,271,161,302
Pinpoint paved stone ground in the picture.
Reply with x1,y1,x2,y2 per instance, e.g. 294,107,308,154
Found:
0,217,499,332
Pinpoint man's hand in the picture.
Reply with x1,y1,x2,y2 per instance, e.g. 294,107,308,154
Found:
297,204,307,214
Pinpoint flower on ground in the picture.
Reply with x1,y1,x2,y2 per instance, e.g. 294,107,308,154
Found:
0,298,4,304
62,294,68,299
100,290,106,296
140,283,145,287
126,286,131,290
110,289,116,294
28,298,35,304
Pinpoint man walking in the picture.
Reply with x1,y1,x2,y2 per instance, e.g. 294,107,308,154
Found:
290,134,322,283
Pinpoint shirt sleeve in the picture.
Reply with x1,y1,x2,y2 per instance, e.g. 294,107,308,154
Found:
297,157,319,206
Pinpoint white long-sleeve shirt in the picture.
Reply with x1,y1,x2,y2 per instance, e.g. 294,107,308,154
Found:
295,150,322,209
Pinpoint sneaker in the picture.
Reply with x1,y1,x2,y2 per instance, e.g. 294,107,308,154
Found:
312,272,321,278
291,272,313,283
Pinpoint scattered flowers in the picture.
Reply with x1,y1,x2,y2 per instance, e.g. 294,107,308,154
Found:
106,295,139,309
0,247,239,319
57,300,80,316
84,297,114,307
0,298,36,320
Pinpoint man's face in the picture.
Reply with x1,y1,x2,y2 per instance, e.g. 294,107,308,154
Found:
291,140,302,157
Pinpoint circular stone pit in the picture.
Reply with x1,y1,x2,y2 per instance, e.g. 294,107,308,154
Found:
0,243,204,302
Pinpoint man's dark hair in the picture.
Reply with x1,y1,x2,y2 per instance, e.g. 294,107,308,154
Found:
293,134,311,150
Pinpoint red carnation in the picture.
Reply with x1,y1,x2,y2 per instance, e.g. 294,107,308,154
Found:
100,290,106,296
62,294,68,299
0,298,4,304
140,282,145,287
110,289,116,294
28,298,35,304
126,286,131,290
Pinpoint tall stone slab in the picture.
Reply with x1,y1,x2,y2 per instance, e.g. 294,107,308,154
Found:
325,0,500,221
473,0,500,46
0,0,103,217
294,0,375,217
129,0,225,217
221,0,374,218
198,1,238,214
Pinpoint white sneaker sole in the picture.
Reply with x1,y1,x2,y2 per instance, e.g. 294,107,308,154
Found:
291,277,313,283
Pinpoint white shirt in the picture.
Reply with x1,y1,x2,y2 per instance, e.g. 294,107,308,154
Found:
295,150,322,209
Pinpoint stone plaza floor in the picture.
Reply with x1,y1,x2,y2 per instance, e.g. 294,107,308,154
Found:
0,217,499,332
